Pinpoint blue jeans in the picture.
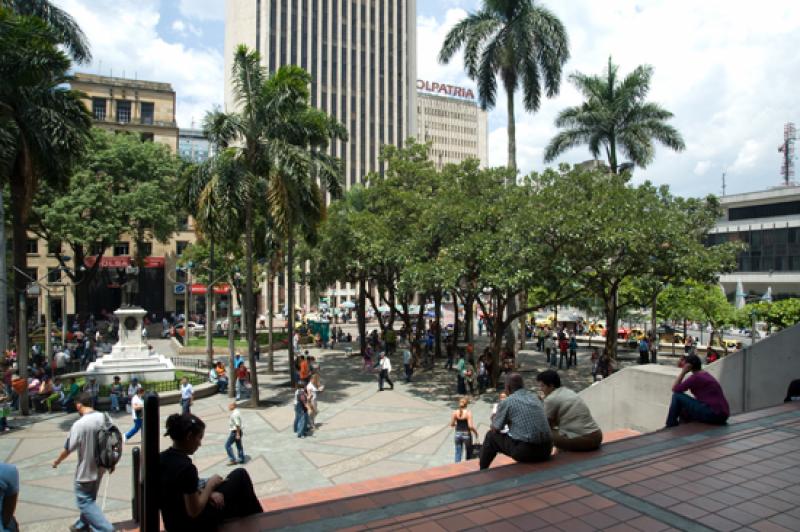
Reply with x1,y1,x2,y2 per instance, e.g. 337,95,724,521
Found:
110,394,119,411
73,479,113,531
225,431,244,463
180,398,191,415
666,393,728,427
125,418,142,440
293,403,308,437
454,432,472,463
457,375,466,395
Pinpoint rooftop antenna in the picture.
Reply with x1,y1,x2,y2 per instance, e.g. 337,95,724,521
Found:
778,122,796,186
721,170,727,196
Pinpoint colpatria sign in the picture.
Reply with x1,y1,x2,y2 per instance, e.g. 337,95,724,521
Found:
417,80,475,100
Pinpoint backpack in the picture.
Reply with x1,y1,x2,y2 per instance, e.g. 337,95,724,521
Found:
96,412,123,470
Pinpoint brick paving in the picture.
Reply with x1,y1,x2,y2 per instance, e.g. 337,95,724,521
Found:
221,403,800,531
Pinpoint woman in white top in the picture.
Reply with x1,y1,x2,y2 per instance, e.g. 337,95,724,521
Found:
305,374,324,430
536,370,602,452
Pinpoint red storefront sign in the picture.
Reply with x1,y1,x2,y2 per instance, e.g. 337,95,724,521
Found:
84,255,132,269
143,256,165,268
190,283,232,295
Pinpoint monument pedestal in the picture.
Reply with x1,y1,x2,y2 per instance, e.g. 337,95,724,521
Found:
86,307,175,385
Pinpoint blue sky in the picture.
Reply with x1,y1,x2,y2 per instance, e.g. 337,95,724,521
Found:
55,0,800,198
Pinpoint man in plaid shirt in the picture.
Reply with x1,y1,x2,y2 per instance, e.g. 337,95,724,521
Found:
480,373,553,470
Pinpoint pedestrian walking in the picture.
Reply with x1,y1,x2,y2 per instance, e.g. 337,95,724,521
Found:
225,401,245,465
180,376,194,415
375,352,394,391
293,383,310,438
558,336,568,370
306,374,324,430
568,335,578,368
52,392,114,532
450,397,479,463
402,349,413,383
124,387,145,442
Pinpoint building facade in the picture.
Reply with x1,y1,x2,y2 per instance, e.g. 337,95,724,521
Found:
71,73,179,151
416,87,488,168
225,0,417,312
22,74,196,327
178,128,213,163
709,186,800,299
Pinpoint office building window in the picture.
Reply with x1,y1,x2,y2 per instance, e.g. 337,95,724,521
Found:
47,241,62,255
140,132,154,142
140,102,154,125
26,239,38,254
116,100,131,123
91,242,105,255
138,242,152,257
48,267,61,284
113,242,130,256
176,241,189,256
92,98,107,120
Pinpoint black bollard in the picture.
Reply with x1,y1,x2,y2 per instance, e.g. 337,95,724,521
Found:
141,392,160,532
131,446,141,522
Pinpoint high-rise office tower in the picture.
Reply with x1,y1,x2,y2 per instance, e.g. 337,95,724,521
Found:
225,0,417,186
225,0,417,309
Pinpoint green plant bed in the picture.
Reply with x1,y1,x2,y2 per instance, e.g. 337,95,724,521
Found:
71,370,206,396
185,332,288,348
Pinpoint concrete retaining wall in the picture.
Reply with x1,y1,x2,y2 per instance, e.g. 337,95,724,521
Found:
579,323,800,433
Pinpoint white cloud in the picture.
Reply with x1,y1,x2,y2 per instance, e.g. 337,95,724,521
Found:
55,0,223,129
420,0,800,197
171,19,203,37
178,0,224,22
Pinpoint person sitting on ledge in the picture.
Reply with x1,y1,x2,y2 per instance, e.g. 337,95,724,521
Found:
159,413,262,531
666,354,729,428
536,370,603,452
479,373,552,470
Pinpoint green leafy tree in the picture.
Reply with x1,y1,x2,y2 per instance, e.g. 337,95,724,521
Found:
1,0,91,63
660,281,735,349
544,57,685,174
0,7,91,413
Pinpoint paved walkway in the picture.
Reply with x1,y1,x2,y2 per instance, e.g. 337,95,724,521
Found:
6,335,660,530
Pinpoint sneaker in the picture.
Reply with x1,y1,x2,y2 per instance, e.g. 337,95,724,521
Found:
226,460,237,466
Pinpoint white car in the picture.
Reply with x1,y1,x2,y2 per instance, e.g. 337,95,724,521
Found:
176,321,205,332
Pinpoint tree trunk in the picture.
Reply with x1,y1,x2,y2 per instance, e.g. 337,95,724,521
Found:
227,293,235,399
267,267,274,373
10,179,30,413
414,292,426,349
206,238,215,367
505,79,517,173
433,290,442,359
490,297,507,389
357,276,367,357
604,286,619,360
450,290,460,353
0,187,7,353
287,230,296,387
463,292,474,344
244,201,259,406
17,291,28,415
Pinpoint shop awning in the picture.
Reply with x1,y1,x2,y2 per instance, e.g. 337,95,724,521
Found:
190,283,232,295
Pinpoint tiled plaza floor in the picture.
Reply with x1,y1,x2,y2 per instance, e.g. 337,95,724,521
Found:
223,403,800,531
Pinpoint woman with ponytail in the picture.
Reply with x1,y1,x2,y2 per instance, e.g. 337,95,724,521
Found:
159,413,262,531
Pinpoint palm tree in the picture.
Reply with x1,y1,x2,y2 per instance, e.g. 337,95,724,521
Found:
197,46,345,401
439,0,569,172
544,57,686,174
2,0,91,63
0,10,91,414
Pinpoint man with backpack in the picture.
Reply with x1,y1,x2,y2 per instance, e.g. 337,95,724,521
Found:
52,392,121,532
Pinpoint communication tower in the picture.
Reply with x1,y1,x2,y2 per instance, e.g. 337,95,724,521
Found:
779,122,796,185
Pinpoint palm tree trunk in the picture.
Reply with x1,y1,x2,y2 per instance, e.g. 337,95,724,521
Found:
267,267,274,373
433,290,442,359
206,238,215,368
227,295,235,399
244,201,259,406
0,188,7,353
10,177,30,414
287,229,296,387
506,82,517,173
357,276,367,357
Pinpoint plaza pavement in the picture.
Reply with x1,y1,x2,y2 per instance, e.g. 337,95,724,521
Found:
7,335,647,530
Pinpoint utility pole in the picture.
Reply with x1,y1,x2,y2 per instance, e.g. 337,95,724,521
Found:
721,171,727,197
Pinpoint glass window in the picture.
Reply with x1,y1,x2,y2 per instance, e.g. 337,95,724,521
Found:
91,242,105,255
138,242,152,257
140,102,154,125
113,242,130,256
26,239,38,254
176,241,189,256
47,241,62,255
48,267,61,284
140,132,154,142
116,100,131,123
92,98,107,120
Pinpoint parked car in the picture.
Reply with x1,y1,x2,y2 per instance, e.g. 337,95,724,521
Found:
173,321,204,337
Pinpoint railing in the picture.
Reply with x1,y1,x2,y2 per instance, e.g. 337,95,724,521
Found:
143,374,205,393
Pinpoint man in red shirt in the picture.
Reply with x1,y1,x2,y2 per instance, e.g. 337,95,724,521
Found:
298,355,311,385
666,354,729,427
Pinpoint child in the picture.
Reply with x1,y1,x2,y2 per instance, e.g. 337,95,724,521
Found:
110,376,123,412
225,401,245,465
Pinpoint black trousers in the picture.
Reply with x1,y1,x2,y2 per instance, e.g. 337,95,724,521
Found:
479,430,552,470
192,468,262,531
379,369,394,390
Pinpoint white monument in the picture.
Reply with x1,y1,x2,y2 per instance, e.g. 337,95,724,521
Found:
86,307,175,385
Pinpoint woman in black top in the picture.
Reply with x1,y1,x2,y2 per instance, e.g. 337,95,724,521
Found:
159,413,262,531
449,397,478,463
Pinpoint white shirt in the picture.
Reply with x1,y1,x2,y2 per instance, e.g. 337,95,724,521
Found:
131,395,144,421
128,384,139,398
180,383,193,400
379,357,392,372
229,408,242,432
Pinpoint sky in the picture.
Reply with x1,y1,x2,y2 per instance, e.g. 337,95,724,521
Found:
54,0,800,198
